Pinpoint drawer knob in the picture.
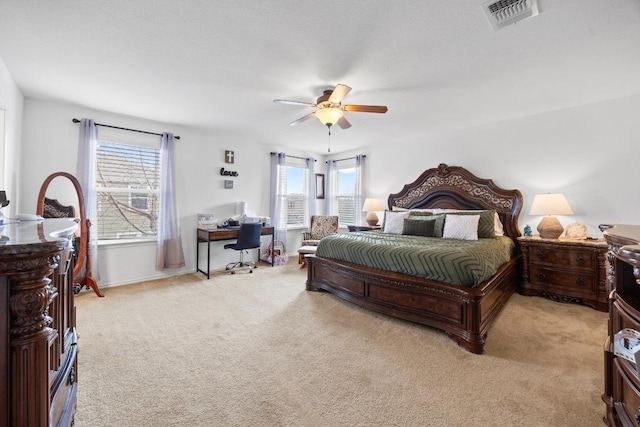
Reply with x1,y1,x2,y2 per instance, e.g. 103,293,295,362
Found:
536,251,546,260
576,255,585,264
636,407,640,424
537,272,546,280
576,277,585,286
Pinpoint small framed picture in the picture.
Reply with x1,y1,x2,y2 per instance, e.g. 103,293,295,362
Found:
315,174,325,199
224,180,234,189
225,150,235,164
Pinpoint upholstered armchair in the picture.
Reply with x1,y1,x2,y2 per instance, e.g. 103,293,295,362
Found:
301,215,339,246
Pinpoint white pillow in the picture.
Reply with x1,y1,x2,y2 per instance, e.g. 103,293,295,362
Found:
383,211,410,234
442,214,480,240
493,213,505,236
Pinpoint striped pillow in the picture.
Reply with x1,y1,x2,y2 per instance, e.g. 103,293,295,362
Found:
402,218,436,237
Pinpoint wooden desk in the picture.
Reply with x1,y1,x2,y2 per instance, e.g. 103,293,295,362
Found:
196,226,274,279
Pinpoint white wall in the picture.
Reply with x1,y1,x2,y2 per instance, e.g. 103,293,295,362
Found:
20,98,319,286
19,92,640,287
354,93,640,237
0,57,23,216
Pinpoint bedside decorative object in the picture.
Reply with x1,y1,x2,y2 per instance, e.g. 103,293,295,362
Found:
565,222,587,239
523,224,532,236
224,180,233,189
518,235,607,311
529,193,574,239
362,198,384,226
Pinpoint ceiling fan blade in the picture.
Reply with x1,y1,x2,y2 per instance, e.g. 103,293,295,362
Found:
343,104,388,113
289,112,316,126
274,99,316,107
328,84,352,104
337,116,352,129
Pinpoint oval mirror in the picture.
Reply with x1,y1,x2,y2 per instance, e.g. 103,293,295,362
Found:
36,172,103,297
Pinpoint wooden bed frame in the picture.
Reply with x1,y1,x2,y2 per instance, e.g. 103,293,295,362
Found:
306,164,523,354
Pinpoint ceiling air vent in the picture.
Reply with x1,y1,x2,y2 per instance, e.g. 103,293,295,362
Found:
483,0,539,31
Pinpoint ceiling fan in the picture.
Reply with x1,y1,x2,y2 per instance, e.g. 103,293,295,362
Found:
273,84,388,130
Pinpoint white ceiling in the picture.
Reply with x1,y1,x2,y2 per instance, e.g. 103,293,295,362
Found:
1,0,639,154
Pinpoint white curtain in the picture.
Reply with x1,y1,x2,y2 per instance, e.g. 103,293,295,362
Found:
76,118,100,280
354,154,366,226
156,133,185,270
306,157,316,216
269,152,287,244
326,160,338,216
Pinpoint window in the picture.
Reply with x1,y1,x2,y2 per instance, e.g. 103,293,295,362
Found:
336,161,357,227
96,140,160,240
282,157,309,228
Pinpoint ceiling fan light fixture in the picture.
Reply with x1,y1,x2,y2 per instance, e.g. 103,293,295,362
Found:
315,107,343,126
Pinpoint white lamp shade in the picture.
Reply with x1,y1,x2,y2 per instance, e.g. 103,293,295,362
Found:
529,193,574,216
315,107,343,125
362,198,384,212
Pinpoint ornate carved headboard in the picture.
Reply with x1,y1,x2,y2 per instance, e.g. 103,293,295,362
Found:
387,163,523,240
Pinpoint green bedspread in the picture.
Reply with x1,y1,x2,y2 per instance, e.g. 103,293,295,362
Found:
315,231,515,288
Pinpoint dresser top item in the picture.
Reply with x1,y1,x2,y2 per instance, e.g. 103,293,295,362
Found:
0,218,78,253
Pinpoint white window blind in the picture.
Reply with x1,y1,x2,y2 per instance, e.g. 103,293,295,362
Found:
96,140,161,240
284,157,309,228
336,159,357,226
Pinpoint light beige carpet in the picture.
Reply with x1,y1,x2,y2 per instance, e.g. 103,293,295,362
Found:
74,260,607,426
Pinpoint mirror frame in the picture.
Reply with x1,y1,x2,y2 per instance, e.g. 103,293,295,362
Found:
36,172,87,278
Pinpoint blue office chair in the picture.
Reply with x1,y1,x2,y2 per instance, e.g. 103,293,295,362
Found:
224,223,263,274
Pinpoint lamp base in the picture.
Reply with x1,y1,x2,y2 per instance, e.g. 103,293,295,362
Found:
537,216,564,239
365,212,379,226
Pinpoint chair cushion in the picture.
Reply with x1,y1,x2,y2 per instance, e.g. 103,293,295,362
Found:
310,216,339,240
298,245,318,255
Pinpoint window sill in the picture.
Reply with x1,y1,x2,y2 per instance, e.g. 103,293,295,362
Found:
98,238,156,247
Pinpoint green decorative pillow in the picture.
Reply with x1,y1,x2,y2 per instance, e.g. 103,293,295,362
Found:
408,212,445,237
402,218,436,237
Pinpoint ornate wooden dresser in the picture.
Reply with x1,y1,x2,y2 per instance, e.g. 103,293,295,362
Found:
519,236,608,311
602,225,640,426
0,218,78,427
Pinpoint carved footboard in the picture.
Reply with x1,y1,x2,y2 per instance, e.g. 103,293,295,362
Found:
307,254,519,354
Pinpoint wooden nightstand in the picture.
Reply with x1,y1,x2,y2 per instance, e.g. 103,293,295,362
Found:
347,225,381,232
518,236,608,311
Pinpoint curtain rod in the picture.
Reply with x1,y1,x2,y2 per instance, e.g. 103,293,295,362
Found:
270,152,316,162
326,154,366,163
72,118,181,140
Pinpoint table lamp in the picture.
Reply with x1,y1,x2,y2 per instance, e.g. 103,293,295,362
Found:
362,198,384,226
529,193,574,239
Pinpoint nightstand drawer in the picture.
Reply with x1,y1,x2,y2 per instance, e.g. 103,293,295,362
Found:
530,246,596,270
612,357,640,426
529,266,596,292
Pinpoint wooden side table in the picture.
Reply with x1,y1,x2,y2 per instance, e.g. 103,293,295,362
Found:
518,236,608,311
347,225,381,232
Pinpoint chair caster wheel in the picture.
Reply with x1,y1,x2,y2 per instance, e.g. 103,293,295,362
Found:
231,271,235,274
249,270,253,273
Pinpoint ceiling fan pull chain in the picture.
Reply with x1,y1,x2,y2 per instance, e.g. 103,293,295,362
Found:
327,124,331,152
